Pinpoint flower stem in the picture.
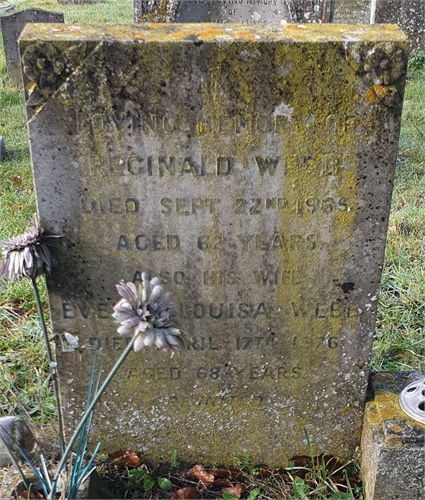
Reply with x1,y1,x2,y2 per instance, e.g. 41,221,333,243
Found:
49,334,137,499
31,277,65,456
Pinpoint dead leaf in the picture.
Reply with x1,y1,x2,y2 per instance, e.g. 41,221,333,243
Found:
211,479,233,488
171,486,199,499
16,491,44,499
107,449,140,467
288,455,311,467
186,464,215,485
212,467,242,480
221,483,243,498
254,468,272,478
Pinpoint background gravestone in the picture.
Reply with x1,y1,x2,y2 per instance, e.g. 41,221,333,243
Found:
293,0,333,22
333,0,371,23
20,22,407,465
0,137,6,162
58,0,102,4
372,0,425,51
174,0,296,24
0,9,64,86
134,0,334,23
134,0,297,23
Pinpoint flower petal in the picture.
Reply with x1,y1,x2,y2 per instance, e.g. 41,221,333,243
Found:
158,292,172,311
136,321,152,333
144,329,155,346
141,273,151,303
148,284,163,305
116,282,137,308
133,333,145,352
117,325,132,335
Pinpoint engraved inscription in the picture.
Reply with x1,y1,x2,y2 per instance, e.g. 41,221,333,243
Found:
161,197,220,215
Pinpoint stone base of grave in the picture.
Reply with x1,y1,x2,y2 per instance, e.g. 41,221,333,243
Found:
361,371,425,500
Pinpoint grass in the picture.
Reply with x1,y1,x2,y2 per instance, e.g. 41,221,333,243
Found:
0,2,424,496
372,63,425,371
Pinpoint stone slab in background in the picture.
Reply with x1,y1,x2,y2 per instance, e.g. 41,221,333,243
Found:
294,0,333,22
0,416,35,467
174,0,296,24
20,22,407,466
58,0,102,4
0,137,6,161
0,9,64,86
332,0,371,23
361,371,425,500
372,0,425,51
135,0,332,23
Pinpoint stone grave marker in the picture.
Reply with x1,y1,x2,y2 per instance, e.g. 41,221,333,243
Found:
20,22,407,465
58,0,102,4
134,0,297,24
174,0,296,24
0,137,6,162
134,0,334,24
0,9,64,86
372,0,425,51
332,0,371,24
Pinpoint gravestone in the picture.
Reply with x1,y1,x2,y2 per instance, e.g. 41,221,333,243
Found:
134,0,333,23
174,0,296,24
135,0,297,23
58,0,102,4
332,0,371,24
0,137,5,162
372,0,425,51
0,9,64,86
20,22,407,465
293,0,333,22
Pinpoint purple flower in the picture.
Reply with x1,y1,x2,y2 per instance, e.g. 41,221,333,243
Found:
112,273,186,355
0,218,60,281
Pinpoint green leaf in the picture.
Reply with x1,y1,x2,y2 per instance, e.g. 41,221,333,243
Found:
247,487,261,500
157,477,173,491
143,475,155,490
329,493,354,499
128,469,145,480
292,477,309,500
220,493,238,500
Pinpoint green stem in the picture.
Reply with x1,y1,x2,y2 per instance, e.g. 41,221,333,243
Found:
49,334,137,499
31,277,65,456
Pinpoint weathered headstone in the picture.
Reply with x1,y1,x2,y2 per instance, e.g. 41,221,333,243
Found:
0,9,64,86
0,416,35,467
372,0,425,51
135,0,297,23
174,0,296,24
134,0,334,24
20,23,407,465
58,0,102,4
0,137,6,162
332,0,371,24
293,0,333,22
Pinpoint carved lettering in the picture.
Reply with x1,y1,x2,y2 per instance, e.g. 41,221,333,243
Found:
62,302,110,320
185,302,268,320
237,233,318,251
290,301,360,318
161,197,220,215
253,269,301,285
117,234,180,251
